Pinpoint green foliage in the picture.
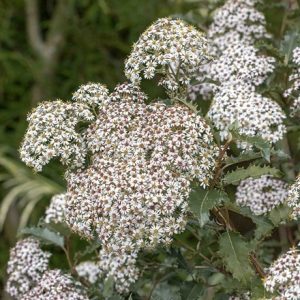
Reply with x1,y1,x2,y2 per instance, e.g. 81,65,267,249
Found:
180,282,203,300
230,128,272,162
189,187,229,226
269,204,292,226
218,231,254,284
103,276,115,298
223,165,281,186
20,226,64,248
151,282,181,300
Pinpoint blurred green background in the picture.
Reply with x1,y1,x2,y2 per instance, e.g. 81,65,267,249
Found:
0,0,218,297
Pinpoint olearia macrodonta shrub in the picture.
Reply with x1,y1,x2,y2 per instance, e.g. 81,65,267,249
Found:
5,1,300,298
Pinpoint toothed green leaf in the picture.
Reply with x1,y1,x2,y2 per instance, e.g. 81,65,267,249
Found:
223,165,281,186
189,187,229,227
20,227,64,248
218,231,254,283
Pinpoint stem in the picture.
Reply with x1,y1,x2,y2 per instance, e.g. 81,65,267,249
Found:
63,237,78,276
210,134,232,189
278,136,295,250
249,254,266,278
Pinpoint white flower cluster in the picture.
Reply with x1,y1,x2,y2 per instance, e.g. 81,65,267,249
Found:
6,238,51,299
208,82,286,146
190,0,272,101
286,175,300,219
236,175,288,215
208,44,275,86
20,100,94,172
189,0,284,148
44,193,67,224
207,0,270,54
125,18,209,93
264,247,300,300
284,47,300,115
75,261,102,284
22,269,89,300
99,249,139,294
190,44,275,101
72,82,109,107
65,83,218,292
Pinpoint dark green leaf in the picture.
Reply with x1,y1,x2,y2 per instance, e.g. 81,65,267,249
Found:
269,204,292,226
230,130,271,162
151,282,181,300
280,29,300,65
223,165,281,186
20,227,64,248
182,284,203,300
218,231,254,283
189,187,229,227
253,217,274,242
103,276,114,298
42,221,71,237
224,151,261,166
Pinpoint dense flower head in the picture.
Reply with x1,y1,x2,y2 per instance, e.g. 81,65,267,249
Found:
264,247,300,299
22,269,89,300
66,153,191,245
75,261,102,284
65,83,218,292
208,0,270,54
20,100,94,172
125,18,210,93
208,44,275,86
236,175,288,215
86,83,147,156
284,47,300,115
66,83,218,238
72,82,109,107
99,249,139,294
44,193,67,224
208,82,286,147
286,175,300,219
6,238,51,299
